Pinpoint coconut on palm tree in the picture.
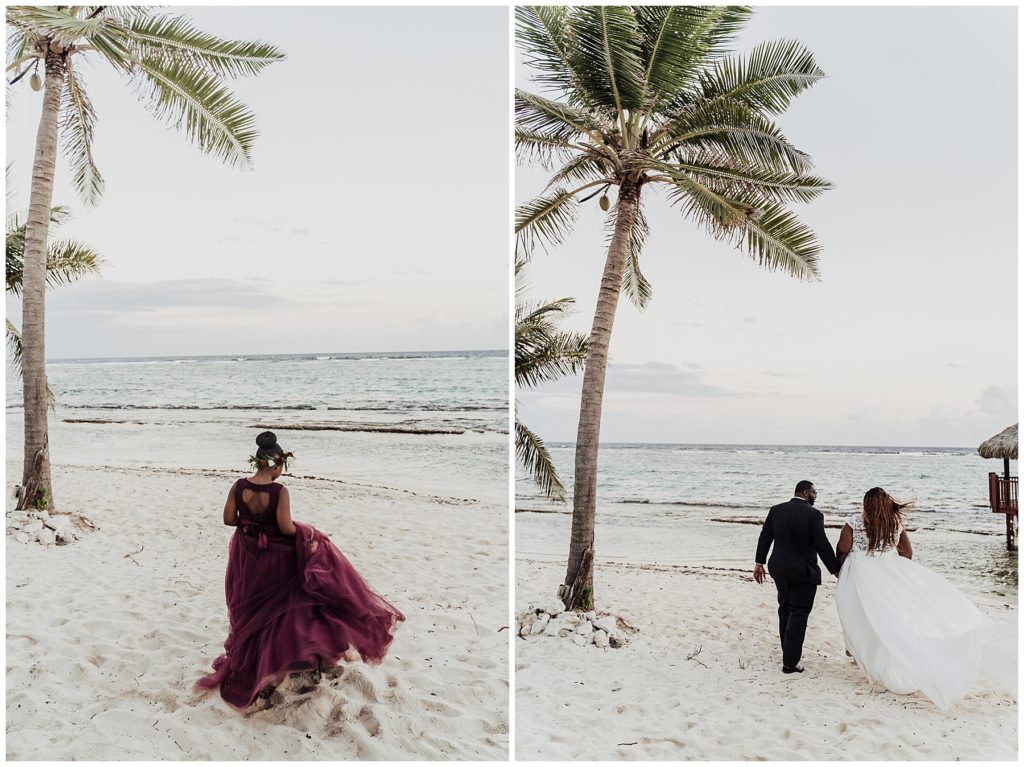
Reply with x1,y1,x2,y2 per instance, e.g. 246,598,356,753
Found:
6,6,284,510
515,6,832,610
515,258,587,501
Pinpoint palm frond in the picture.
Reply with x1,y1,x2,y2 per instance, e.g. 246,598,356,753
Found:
665,168,821,280
86,6,152,22
6,232,26,294
569,6,647,116
544,152,611,192
670,158,831,204
79,20,137,70
7,206,102,294
698,39,825,115
6,318,23,374
515,188,580,259
6,6,104,45
516,5,603,111
515,257,588,387
660,109,812,175
663,165,763,235
124,14,285,79
515,418,567,501
43,239,103,289
618,203,652,309
47,205,73,226
6,30,31,66
6,318,56,408
128,55,259,169
516,286,588,384
61,56,104,205
516,88,600,142
636,6,751,114
688,5,753,60
516,327,588,388
514,128,577,168
740,203,822,280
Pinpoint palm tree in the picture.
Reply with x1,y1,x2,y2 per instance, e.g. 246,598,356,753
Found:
515,6,831,610
7,203,103,397
6,6,284,510
515,258,587,501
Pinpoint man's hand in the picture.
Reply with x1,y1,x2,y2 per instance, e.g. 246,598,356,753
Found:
753,563,767,584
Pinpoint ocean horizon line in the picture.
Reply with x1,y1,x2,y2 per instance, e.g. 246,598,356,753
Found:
39,348,508,364
544,441,982,452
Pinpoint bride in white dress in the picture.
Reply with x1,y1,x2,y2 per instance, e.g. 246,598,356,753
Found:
836,487,1017,710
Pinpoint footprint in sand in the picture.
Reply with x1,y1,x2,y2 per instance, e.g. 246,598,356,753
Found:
340,668,379,702
358,706,381,736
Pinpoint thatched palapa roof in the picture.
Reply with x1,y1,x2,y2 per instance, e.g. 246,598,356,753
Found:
978,423,1018,460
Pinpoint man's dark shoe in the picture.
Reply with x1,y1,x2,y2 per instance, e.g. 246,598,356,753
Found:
782,665,805,674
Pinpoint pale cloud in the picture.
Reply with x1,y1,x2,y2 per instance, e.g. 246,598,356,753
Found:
975,385,1018,421
43,278,296,313
605,362,732,397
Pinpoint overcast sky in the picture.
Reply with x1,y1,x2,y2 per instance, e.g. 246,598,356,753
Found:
6,6,508,359
516,5,1018,448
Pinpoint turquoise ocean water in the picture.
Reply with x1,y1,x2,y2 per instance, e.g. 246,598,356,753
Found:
8,350,508,504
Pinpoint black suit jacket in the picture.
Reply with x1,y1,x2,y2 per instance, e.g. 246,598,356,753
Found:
755,498,839,585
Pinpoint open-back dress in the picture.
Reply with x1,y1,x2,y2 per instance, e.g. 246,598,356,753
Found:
196,478,404,709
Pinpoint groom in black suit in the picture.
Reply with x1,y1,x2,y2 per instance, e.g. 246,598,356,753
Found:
754,480,839,674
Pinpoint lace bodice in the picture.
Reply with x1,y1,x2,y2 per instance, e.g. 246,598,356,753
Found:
846,513,902,554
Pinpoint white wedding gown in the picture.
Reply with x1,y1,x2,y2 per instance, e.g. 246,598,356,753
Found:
836,513,1017,710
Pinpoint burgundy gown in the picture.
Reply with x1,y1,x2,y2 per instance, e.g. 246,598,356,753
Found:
196,478,405,709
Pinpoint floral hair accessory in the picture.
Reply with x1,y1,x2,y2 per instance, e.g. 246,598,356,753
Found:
248,451,295,470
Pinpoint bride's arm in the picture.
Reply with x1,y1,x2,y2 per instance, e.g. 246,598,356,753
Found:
836,524,853,572
223,481,239,526
896,530,912,559
276,487,297,537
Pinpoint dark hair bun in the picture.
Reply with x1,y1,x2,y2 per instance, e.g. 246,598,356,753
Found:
256,431,278,449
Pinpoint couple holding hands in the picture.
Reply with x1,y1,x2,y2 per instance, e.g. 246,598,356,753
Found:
754,481,1016,710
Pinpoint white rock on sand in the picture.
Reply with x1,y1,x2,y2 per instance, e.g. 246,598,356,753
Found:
516,556,1017,761
7,463,509,760
529,614,550,635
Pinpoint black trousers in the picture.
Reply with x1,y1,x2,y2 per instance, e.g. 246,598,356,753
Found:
774,580,817,668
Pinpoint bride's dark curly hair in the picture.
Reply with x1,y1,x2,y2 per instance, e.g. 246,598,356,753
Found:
862,487,912,552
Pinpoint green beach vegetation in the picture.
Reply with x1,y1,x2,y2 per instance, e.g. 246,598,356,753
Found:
515,257,588,501
6,195,103,401
6,6,284,511
515,5,831,609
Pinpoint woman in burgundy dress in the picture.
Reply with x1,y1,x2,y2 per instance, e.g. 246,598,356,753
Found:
197,431,404,710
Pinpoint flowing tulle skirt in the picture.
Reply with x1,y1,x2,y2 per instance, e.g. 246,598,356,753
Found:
837,550,1017,710
196,521,404,709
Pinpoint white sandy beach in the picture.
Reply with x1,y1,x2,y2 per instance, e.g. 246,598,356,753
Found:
7,458,509,760
516,528,1017,760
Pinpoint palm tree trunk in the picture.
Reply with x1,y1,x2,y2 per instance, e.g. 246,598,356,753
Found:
17,44,65,512
562,182,639,610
